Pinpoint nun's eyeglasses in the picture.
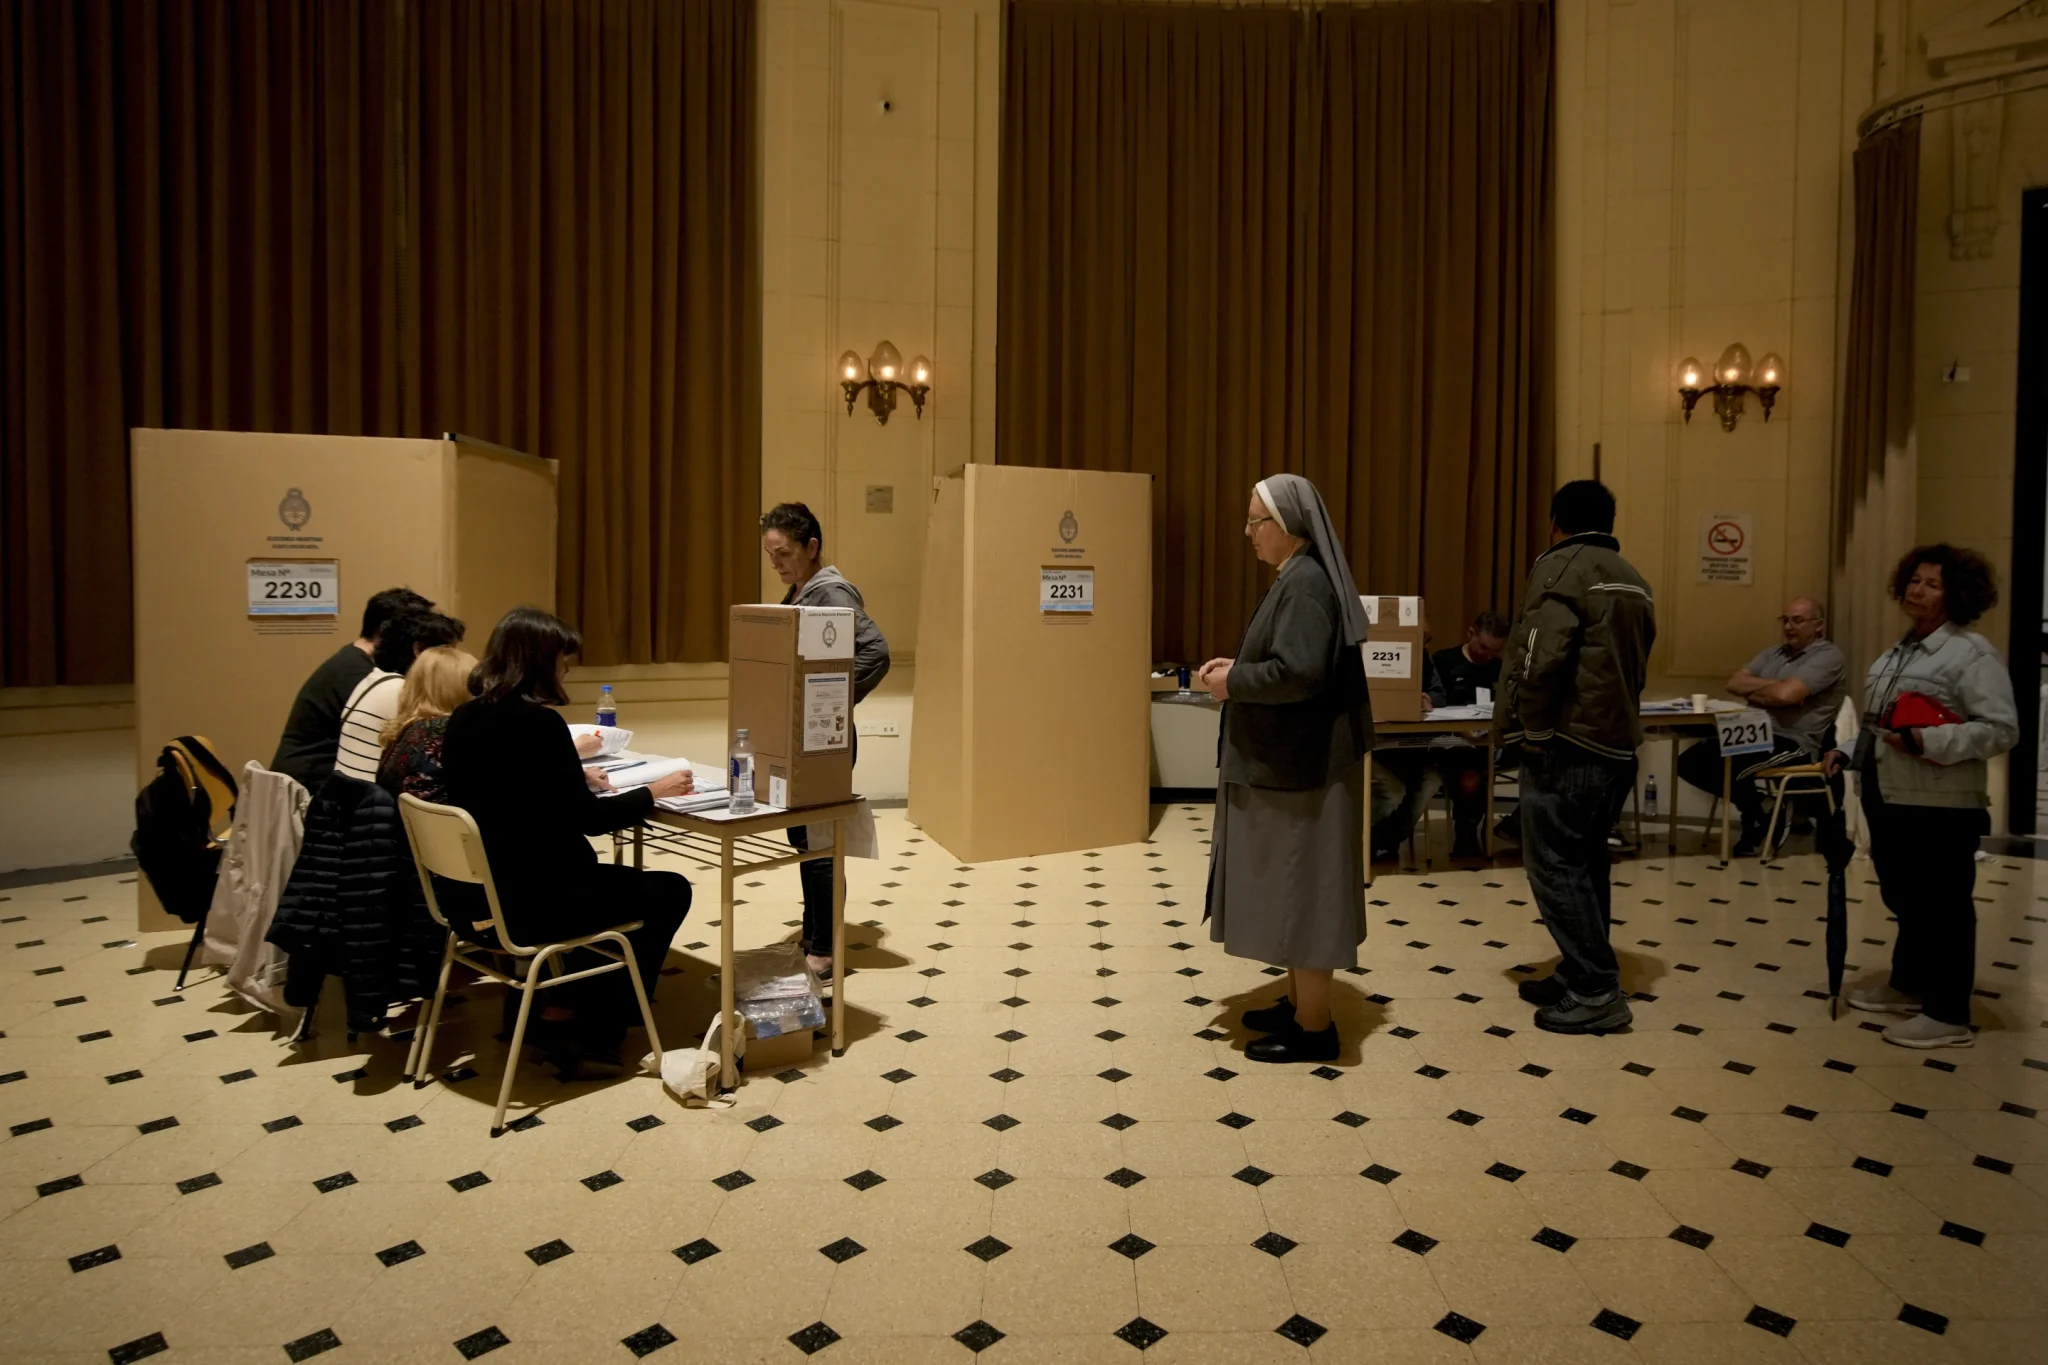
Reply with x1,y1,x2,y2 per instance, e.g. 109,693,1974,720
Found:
1245,515,1276,530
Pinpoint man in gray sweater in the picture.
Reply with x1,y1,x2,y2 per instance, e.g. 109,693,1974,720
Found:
761,503,891,978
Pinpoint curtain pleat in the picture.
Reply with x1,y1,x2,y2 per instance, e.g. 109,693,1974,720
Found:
998,0,1555,664
0,0,757,684
1832,118,1920,680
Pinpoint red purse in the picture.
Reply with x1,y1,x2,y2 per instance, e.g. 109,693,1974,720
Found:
1885,690,1963,730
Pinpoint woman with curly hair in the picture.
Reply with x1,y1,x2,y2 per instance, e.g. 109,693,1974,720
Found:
1824,544,2018,1049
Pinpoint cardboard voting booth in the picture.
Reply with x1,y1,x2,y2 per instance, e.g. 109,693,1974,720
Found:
909,465,1152,862
1363,595,1427,722
130,429,557,930
727,604,856,809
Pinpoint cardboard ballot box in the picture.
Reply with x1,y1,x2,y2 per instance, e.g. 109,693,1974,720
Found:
1362,595,1427,723
728,605,856,809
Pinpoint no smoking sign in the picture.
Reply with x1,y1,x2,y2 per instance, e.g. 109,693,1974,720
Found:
1698,510,1754,585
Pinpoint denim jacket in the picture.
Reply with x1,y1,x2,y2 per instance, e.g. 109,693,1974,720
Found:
1853,623,2018,808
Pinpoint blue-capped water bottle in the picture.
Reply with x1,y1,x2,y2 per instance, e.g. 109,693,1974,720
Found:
596,684,617,728
729,728,756,815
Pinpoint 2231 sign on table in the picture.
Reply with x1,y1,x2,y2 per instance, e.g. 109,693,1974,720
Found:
1040,566,1095,616
1715,708,1776,757
247,560,339,618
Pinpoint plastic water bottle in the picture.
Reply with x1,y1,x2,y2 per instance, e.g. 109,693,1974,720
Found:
595,684,617,728
1645,774,1659,821
729,729,756,815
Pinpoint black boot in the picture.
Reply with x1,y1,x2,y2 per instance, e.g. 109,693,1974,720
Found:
1242,995,1296,1033
1246,1023,1340,1064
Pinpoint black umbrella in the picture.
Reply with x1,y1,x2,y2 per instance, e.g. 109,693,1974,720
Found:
1816,773,1853,1018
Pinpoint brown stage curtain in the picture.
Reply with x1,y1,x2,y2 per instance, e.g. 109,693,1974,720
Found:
0,0,408,687
0,0,756,685
998,0,1554,664
1832,117,1920,679
409,0,758,666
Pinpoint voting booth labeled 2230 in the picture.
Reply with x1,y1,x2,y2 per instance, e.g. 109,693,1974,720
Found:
130,429,558,930
910,465,1152,863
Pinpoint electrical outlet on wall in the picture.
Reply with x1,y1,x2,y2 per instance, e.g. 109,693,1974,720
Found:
858,720,900,738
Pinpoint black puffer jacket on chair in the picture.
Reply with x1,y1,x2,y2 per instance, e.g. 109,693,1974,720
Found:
269,774,444,1034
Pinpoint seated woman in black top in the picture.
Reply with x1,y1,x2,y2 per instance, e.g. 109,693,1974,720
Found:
442,608,695,1075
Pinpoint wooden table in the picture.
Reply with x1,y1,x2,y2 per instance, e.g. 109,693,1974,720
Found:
611,799,864,1092
1372,711,1735,865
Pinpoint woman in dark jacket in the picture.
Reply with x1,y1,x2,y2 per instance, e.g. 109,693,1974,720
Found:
442,608,695,1074
1199,474,1374,1064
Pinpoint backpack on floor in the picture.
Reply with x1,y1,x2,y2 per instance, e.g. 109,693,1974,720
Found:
132,735,238,924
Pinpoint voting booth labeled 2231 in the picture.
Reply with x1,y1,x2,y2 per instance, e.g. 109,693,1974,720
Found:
910,465,1152,862
130,429,558,930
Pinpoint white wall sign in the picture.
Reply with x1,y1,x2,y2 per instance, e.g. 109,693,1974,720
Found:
802,672,851,753
1698,511,1754,585
247,560,338,617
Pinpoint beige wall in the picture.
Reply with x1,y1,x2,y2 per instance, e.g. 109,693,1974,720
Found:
758,0,1002,654
1557,0,1865,702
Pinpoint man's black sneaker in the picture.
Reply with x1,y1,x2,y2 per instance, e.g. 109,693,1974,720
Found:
1534,992,1634,1035
1242,995,1296,1033
1246,1023,1340,1064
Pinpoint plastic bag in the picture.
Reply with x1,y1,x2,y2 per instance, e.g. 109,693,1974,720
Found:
642,1016,737,1109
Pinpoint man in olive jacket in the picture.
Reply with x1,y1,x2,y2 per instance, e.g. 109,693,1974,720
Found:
1498,480,1656,1034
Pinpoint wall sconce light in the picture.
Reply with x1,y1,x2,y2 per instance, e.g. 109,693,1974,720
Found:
1677,343,1784,431
838,341,932,425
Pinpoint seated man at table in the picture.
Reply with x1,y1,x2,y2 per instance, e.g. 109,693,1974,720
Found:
1432,611,1510,857
1675,596,1846,856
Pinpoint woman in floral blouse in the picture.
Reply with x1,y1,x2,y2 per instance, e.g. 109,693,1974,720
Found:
377,646,480,802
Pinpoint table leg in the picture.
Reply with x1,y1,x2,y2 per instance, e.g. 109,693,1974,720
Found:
831,819,846,1058
612,831,623,866
633,824,645,871
718,837,736,1091
1483,746,1496,861
1669,734,1681,853
1720,757,1733,863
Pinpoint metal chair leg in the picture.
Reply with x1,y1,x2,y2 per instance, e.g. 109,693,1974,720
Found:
174,915,210,992
405,935,456,1082
492,953,549,1137
412,944,460,1090
606,931,664,1062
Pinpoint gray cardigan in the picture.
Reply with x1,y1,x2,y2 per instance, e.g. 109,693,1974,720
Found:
1219,553,1374,790
1852,623,2017,808
785,566,891,704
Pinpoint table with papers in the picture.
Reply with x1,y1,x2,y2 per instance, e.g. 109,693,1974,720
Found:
591,746,863,1091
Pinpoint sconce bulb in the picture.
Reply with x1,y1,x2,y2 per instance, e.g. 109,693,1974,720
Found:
837,349,866,383
870,340,903,387
909,354,933,387
1676,356,1703,390
1715,341,1753,387
1755,351,1785,387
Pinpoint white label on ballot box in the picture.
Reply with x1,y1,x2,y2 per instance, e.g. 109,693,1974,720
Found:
1716,708,1775,757
802,672,850,753
247,560,339,617
798,608,855,660
1361,640,1413,680
1040,566,1094,615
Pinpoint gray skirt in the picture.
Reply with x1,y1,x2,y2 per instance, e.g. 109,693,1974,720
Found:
1206,760,1367,971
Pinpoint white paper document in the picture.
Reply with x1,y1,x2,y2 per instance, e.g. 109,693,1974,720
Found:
569,724,634,757
605,756,694,789
1426,704,1493,722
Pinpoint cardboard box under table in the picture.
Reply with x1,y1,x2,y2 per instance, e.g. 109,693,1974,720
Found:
130,429,557,931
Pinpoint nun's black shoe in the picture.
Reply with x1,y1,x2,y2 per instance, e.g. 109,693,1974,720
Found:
1245,1024,1339,1064
1242,995,1296,1033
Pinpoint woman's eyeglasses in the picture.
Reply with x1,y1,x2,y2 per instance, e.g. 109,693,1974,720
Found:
1245,515,1275,531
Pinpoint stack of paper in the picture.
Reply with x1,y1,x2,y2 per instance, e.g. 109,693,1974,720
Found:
568,724,634,757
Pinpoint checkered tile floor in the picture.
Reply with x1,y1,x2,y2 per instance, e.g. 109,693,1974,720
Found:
1,806,2044,1363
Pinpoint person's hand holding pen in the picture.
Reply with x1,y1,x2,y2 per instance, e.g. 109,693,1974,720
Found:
647,770,696,800
575,730,604,759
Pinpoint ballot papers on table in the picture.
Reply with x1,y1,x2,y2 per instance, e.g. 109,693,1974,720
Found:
1426,704,1493,723
600,756,695,789
568,723,634,756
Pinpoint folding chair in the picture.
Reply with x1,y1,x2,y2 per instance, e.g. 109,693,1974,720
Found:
1758,759,1836,861
397,794,664,1136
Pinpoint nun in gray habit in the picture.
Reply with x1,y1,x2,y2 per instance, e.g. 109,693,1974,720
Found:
1197,474,1374,1064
